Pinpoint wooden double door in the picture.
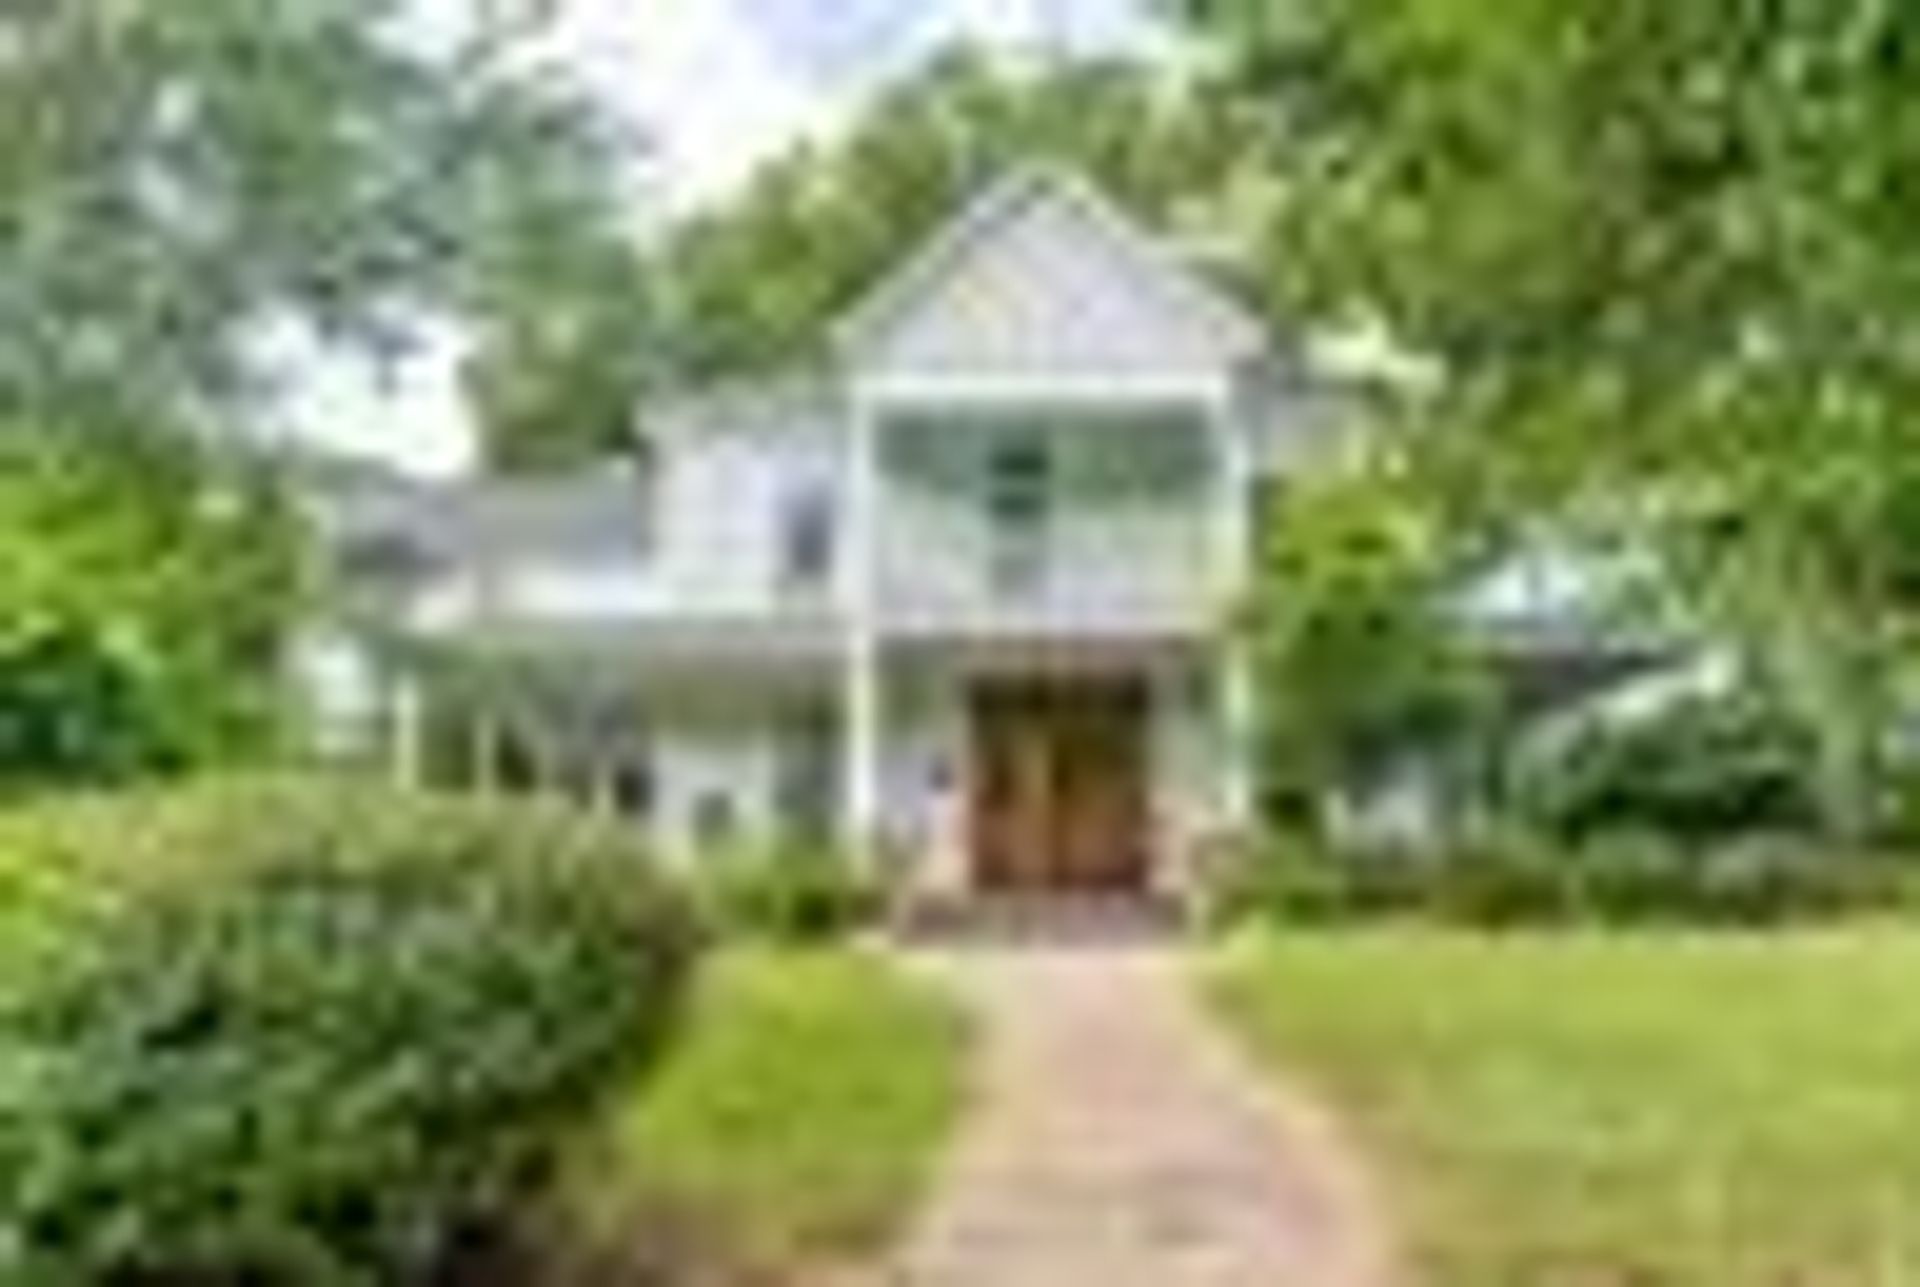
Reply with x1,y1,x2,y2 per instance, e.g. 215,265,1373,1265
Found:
969,676,1152,895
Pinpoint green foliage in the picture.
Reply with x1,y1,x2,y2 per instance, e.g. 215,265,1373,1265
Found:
0,434,300,793
557,949,967,1275
1217,823,1907,928
0,780,697,1286
649,46,1252,384
1203,828,1425,925
1179,0,1920,839
690,843,883,943
465,247,659,473
1248,467,1495,830
1209,930,1920,1284
1518,693,1824,843
3,0,638,437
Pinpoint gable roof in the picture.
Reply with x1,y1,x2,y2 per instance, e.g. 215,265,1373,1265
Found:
831,166,1269,366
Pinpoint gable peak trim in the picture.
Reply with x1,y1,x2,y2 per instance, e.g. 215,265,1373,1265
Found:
832,165,1267,364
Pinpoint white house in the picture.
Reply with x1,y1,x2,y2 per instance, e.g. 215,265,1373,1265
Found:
309,169,1350,901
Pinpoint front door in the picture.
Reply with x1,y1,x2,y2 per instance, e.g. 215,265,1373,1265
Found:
969,677,1151,895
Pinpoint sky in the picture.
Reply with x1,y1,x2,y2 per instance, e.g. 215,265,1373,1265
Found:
287,0,1151,476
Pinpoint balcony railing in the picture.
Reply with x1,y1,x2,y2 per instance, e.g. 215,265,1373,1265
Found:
873,487,1215,636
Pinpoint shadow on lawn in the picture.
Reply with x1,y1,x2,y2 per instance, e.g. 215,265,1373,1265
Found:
427,1195,799,1287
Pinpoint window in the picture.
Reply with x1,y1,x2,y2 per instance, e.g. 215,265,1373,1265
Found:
780,483,836,590
987,437,1051,591
694,790,737,846
607,744,655,821
490,723,539,794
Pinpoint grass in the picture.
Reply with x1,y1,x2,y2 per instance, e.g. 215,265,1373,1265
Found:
1206,927,1920,1286
561,947,968,1270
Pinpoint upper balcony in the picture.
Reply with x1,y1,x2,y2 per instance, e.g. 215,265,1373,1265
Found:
869,405,1229,641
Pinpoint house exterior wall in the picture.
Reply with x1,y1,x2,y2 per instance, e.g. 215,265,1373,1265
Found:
645,409,846,612
853,183,1250,386
648,707,783,858
408,420,1248,642
421,645,1230,891
411,411,846,634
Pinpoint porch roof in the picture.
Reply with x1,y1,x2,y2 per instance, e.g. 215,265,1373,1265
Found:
406,611,844,672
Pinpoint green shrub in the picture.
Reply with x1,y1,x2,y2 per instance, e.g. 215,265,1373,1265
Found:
1570,830,1696,922
1429,826,1584,925
1690,836,1900,925
0,779,697,1286
1431,829,1907,927
691,842,880,942
1225,825,1916,929
1204,828,1428,925
1518,694,1823,843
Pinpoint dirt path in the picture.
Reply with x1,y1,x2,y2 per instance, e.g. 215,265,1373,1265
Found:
858,943,1400,1287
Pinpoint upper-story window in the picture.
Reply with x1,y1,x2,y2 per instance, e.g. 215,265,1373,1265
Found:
779,482,836,592
628,432,660,558
987,436,1051,592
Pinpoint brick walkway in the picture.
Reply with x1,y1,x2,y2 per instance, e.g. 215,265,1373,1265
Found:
860,943,1399,1287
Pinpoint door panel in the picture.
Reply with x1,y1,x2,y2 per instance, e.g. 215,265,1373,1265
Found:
1056,682,1150,892
968,677,1150,894
970,682,1051,892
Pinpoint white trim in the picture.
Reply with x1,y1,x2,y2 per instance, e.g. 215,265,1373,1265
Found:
859,370,1232,411
843,390,882,856
1043,168,1269,356
1208,380,1258,831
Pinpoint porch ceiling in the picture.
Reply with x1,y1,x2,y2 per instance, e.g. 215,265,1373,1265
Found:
879,406,1212,499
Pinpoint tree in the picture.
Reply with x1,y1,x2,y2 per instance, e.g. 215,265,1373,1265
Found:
1,0,642,779
464,228,659,472
646,46,1255,385
2,0,640,435
0,434,299,792
1177,0,1920,838
1247,465,1494,835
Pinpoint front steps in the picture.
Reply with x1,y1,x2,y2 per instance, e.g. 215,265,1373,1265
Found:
890,892,1192,944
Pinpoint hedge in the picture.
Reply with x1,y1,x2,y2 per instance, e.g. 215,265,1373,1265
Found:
1213,827,1920,928
687,841,882,943
0,780,697,1286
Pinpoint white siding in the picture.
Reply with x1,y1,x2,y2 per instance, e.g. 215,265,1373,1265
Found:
1240,372,1356,477
651,718,780,857
856,189,1248,387
646,417,844,612
289,628,385,758
413,404,846,632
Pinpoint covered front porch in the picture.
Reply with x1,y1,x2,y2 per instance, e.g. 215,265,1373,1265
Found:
377,628,1240,900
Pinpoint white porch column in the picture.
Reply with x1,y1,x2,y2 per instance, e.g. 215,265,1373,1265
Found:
389,669,425,788
842,388,883,862
1208,380,1257,834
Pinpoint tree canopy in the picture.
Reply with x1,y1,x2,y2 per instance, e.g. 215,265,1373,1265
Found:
3,0,641,439
2,0,643,781
1177,0,1920,836
0,434,298,791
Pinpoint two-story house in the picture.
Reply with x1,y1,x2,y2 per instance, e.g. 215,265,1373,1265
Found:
308,169,1347,901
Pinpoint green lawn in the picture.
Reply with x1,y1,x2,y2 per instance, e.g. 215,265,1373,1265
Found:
1207,928,1920,1286
562,947,968,1271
